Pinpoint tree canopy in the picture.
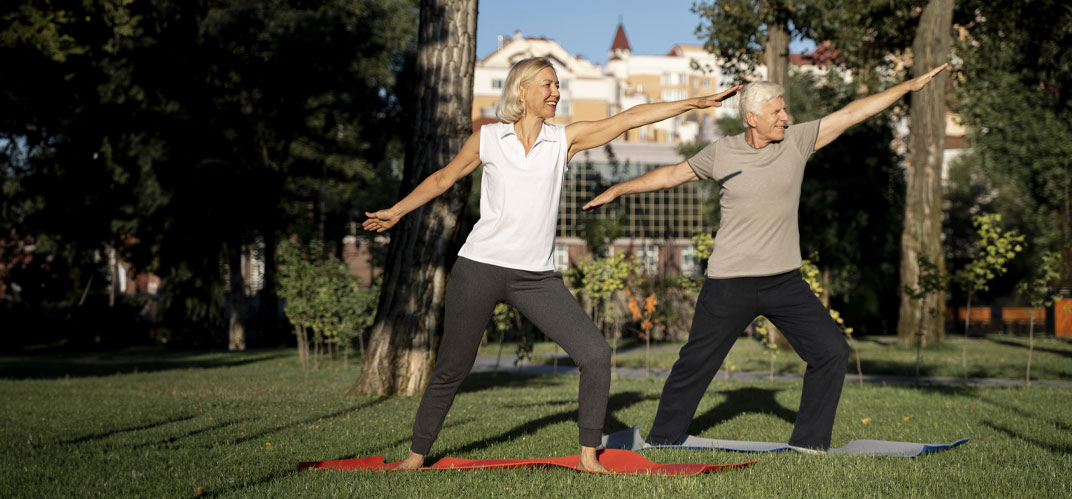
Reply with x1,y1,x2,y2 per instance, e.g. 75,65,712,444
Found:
1,0,416,345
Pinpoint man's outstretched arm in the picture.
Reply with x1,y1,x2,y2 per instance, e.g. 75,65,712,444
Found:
582,161,698,211
815,63,949,151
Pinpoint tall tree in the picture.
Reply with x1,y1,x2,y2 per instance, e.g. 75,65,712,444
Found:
952,0,1072,289
352,0,477,396
692,0,817,94
896,0,953,345
809,1,951,343
1,0,415,345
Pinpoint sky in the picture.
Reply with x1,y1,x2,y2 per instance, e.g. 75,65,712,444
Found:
474,0,815,67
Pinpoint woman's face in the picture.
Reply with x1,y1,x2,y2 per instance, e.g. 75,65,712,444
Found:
519,67,560,120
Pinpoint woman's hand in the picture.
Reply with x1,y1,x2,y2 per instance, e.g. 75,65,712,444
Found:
694,85,743,109
363,209,402,232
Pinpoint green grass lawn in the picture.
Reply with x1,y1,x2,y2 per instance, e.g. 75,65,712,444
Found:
508,334,1072,381
2,348,1071,497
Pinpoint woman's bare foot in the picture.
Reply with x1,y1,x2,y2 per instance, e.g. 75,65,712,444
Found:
395,452,425,470
576,445,609,473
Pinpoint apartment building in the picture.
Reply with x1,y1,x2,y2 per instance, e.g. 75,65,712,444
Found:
473,23,746,146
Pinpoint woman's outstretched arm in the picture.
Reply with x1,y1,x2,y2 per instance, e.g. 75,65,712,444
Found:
564,85,741,161
363,133,481,232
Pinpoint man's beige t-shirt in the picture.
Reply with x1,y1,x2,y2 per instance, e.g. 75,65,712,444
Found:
687,119,821,278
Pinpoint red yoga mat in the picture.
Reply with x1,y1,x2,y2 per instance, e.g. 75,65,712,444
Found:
298,449,757,476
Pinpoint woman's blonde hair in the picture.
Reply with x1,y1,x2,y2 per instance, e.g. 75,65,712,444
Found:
495,57,554,123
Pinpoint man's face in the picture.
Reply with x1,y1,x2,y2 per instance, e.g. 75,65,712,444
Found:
748,96,790,143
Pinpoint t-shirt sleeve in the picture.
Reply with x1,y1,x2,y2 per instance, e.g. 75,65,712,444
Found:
788,119,821,161
686,142,718,180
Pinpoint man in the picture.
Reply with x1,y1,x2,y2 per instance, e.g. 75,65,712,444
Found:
583,64,948,451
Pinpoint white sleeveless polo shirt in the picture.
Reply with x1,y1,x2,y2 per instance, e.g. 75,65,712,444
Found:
457,122,568,272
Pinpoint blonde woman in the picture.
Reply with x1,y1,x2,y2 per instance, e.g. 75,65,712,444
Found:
365,57,740,472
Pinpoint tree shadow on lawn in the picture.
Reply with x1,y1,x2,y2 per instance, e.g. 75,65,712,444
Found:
0,348,292,379
202,467,303,499
689,386,796,436
984,420,1072,455
455,371,561,395
433,391,652,459
985,337,1072,359
855,358,997,379
913,384,980,397
124,400,384,450
974,391,1072,432
61,414,199,445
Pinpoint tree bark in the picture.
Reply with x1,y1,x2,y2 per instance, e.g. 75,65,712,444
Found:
897,0,952,346
765,20,790,107
352,0,477,396
227,243,247,351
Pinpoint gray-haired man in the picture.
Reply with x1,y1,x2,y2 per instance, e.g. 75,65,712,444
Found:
584,64,948,450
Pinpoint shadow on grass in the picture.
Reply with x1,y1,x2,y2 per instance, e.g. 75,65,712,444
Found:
0,348,292,379
456,371,561,395
984,420,1072,455
61,414,198,445
435,391,651,459
204,467,301,499
855,359,997,380
974,392,1072,431
985,338,1072,359
690,387,796,435
914,384,980,397
126,400,385,450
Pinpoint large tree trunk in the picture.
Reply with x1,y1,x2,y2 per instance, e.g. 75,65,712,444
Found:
765,18,791,349
765,20,790,105
352,0,477,396
896,0,952,346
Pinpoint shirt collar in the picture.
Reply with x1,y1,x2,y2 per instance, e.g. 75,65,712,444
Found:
500,122,558,143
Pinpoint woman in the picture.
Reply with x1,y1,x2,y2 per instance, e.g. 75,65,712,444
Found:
364,57,740,472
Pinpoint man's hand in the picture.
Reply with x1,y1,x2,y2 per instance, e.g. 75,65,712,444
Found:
695,85,743,109
906,63,950,92
362,209,402,232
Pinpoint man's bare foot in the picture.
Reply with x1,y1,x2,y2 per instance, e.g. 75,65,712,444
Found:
577,446,609,473
395,452,425,470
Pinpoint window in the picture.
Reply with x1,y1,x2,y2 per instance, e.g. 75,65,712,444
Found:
636,245,659,275
554,244,570,271
661,90,686,102
557,100,572,116
491,78,504,89
681,245,703,276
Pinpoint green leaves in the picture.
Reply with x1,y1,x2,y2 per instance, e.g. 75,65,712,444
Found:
577,253,638,303
690,231,714,264
277,238,378,366
1016,251,1064,309
954,213,1025,295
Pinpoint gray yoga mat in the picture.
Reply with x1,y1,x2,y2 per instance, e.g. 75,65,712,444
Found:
600,426,970,458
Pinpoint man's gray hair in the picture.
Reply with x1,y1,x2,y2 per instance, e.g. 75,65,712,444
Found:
737,81,785,128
